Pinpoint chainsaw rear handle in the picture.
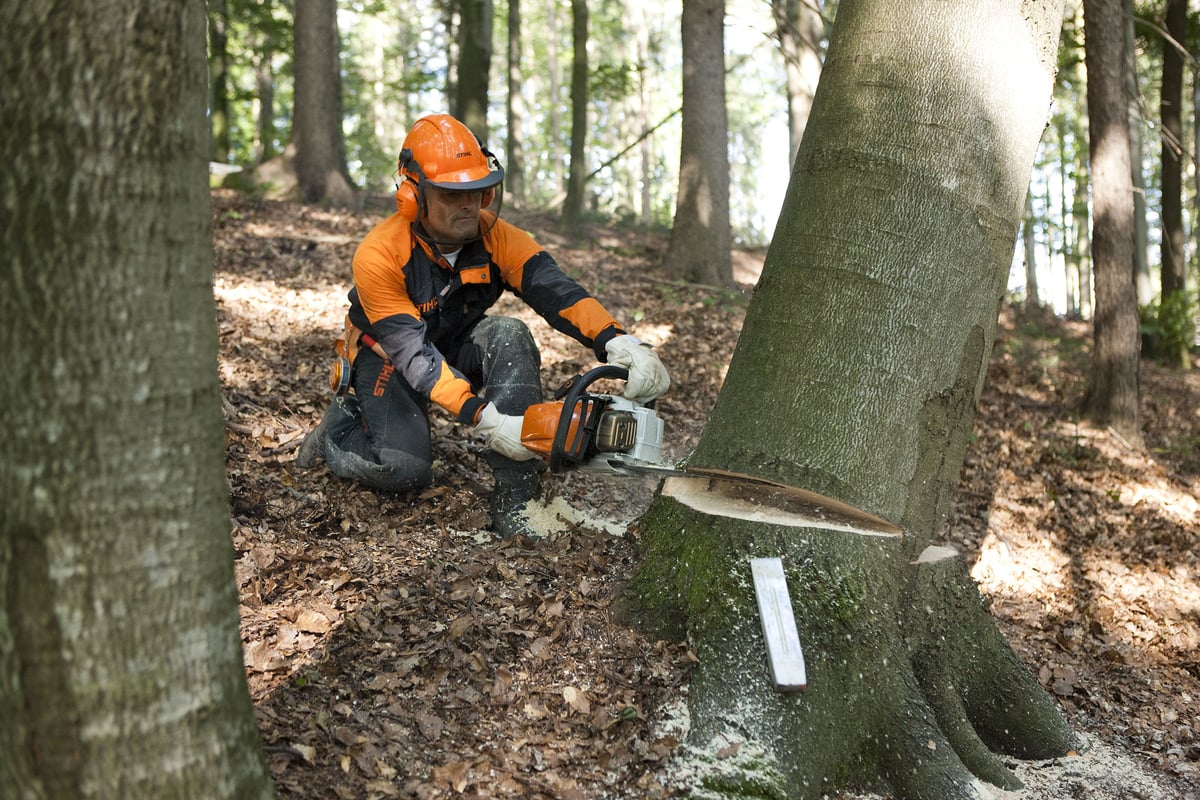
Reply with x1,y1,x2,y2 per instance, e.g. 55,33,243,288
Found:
549,365,628,473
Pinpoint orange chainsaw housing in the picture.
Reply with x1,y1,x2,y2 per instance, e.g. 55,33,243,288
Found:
520,400,581,457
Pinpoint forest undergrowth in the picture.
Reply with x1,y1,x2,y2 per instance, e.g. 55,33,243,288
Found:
211,190,1199,799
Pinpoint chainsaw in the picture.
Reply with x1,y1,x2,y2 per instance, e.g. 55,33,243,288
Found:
520,365,669,476
519,366,903,537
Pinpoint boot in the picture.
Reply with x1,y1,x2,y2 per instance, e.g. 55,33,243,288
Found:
296,397,354,468
490,466,541,538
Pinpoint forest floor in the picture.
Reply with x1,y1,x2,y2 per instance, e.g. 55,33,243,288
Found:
212,190,1200,799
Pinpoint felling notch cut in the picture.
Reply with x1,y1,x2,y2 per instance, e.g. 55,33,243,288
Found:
750,557,807,692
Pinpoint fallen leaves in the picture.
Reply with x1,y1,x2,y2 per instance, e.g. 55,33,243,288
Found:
216,191,1200,797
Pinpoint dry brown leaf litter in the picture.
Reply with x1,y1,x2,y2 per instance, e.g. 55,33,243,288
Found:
213,190,1199,799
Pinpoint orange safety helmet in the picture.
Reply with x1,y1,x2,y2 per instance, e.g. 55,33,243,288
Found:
395,114,504,223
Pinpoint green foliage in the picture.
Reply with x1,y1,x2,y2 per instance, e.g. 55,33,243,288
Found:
1141,289,1198,363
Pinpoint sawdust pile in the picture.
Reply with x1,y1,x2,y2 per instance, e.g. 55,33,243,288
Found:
213,190,1199,799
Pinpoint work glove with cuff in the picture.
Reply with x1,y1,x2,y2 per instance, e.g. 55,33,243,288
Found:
475,403,537,461
605,335,670,404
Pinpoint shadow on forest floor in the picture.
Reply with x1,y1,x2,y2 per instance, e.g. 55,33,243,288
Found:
211,190,1199,798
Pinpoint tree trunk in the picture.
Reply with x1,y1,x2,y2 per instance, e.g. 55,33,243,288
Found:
293,0,356,206
506,0,526,207
0,3,276,799
620,0,1075,797
256,22,278,163
772,0,826,165
562,0,590,230
1023,190,1041,311
1157,0,1191,369
1082,0,1142,444
663,0,733,287
1126,2,1153,306
208,0,231,164
454,0,493,142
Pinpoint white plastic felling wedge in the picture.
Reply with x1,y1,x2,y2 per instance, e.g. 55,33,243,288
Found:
750,557,807,692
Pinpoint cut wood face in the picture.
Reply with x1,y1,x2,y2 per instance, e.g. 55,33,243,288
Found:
660,471,904,537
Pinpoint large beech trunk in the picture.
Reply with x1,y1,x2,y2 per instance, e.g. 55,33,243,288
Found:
621,1,1075,797
0,3,275,798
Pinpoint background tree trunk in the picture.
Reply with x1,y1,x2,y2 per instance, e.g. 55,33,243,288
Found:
1082,0,1142,444
454,0,493,142
1023,190,1041,311
562,0,590,230
663,0,733,287
0,2,276,798
1126,2,1153,306
621,0,1074,796
505,0,526,207
293,0,356,206
1157,0,1191,369
209,0,231,164
772,0,826,165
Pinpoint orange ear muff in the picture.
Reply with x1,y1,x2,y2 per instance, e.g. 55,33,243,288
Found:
395,177,419,221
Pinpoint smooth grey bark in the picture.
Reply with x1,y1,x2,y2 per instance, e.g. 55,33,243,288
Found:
1023,191,1041,310
209,0,231,163
1125,2,1153,305
622,0,1074,797
562,0,589,230
1082,0,1142,444
0,2,275,798
663,0,733,287
454,0,494,142
505,0,526,206
293,0,356,206
772,0,827,164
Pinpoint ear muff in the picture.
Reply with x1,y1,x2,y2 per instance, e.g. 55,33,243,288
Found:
395,148,423,222
395,178,420,221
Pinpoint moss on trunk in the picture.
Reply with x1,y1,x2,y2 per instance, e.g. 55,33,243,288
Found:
621,499,1074,799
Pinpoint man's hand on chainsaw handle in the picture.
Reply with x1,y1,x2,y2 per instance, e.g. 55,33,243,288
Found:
605,335,670,403
475,404,537,461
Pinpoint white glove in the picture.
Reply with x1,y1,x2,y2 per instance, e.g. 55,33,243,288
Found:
475,404,537,461
605,335,670,403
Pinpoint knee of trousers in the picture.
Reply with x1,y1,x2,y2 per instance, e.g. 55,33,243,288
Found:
473,316,543,413
325,439,433,493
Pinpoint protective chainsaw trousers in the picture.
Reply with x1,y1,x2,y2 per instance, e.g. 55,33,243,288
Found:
323,316,544,492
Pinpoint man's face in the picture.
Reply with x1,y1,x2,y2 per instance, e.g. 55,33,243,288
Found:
422,186,483,245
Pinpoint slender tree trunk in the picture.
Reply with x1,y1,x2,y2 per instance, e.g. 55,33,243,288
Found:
1126,1,1153,305
622,0,1073,796
772,0,826,164
663,0,733,287
1023,190,1041,310
1082,0,1142,444
455,0,493,141
256,26,277,163
562,0,589,229
548,2,562,192
1158,0,1191,369
1074,154,1093,316
208,0,231,164
506,0,526,206
293,0,356,206
637,4,654,224
0,3,276,798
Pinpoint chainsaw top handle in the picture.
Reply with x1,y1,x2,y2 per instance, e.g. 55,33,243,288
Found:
548,365,629,473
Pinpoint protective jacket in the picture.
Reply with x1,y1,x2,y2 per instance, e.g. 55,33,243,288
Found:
347,210,625,425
